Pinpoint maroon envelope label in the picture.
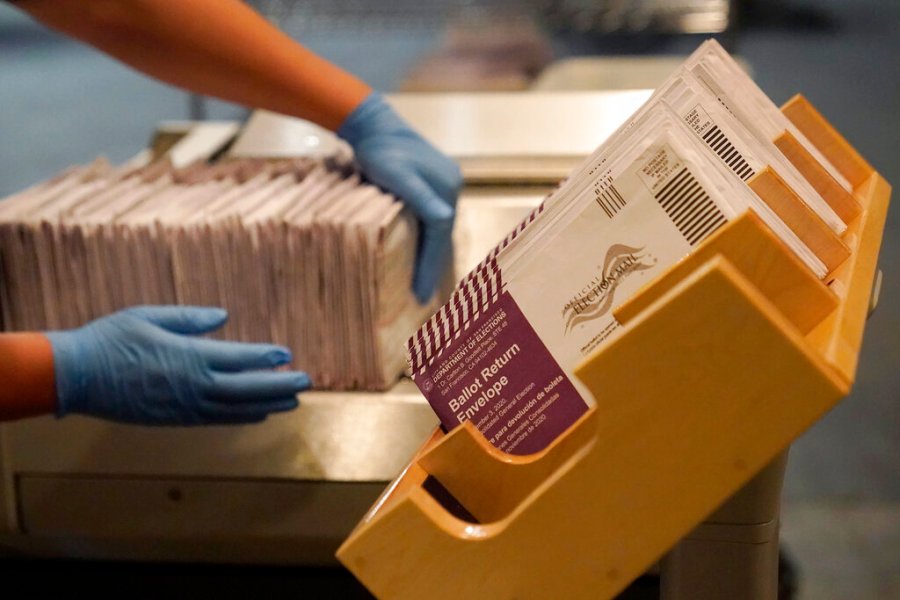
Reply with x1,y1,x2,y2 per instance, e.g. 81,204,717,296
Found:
414,291,588,455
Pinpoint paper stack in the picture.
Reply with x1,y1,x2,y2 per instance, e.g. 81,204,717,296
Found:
0,157,438,390
408,40,857,455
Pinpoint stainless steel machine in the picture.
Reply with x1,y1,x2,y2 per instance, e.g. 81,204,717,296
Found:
0,90,650,565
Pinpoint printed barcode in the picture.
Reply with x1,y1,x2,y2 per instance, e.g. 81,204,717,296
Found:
594,177,627,218
655,168,728,246
701,125,755,181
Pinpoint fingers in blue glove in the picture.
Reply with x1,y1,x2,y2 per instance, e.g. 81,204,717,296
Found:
126,305,228,335
414,212,454,304
192,338,293,371
419,158,463,207
206,370,311,402
375,168,455,303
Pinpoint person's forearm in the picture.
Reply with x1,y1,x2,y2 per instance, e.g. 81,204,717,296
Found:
0,333,57,421
16,0,372,131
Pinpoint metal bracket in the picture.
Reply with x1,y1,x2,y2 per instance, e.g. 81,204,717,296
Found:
868,268,883,319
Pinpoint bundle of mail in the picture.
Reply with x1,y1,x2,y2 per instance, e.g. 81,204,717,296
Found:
0,157,437,390
408,40,855,455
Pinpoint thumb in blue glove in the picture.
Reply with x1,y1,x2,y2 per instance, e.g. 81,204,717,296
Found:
46,306,310,426
338,92,463,304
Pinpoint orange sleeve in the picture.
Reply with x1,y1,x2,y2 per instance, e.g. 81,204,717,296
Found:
0,333,57,421
15,0,371,131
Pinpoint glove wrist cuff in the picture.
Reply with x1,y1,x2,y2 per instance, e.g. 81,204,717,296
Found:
45,329,89,417
337,91,402,146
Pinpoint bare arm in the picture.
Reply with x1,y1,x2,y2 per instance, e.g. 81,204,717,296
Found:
14,0,372,130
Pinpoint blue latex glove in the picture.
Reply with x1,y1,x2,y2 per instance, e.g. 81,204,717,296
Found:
45,306,310,426
338,92,463,303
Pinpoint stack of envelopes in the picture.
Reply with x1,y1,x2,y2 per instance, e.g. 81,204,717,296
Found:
408,40,858,455
0,157,438,390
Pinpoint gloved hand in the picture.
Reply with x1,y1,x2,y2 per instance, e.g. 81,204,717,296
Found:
338,92,463,303
45,306,309,426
